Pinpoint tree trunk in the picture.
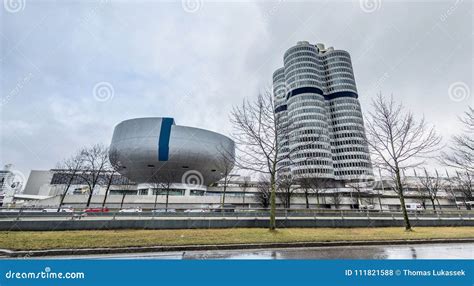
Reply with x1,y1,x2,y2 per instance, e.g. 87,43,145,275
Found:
269,172,276,230
377,192,383,211
154,192,158,210
221,181,227,209
58,181,72,212
102,172,114,208
58,172,76,212
86,186,94,207
305,189,309,209
286,190,291,209
430,198,436,211
395,168,411,231
120,193,126,209
86,180,98,207
165,187,170,212
57,189,69,212
464,198,471,210
102,188,110,208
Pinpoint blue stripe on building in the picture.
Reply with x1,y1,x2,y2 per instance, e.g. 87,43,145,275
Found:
275,105,287,113
286,87,358,100
324,91,358,100
158,117,174,161
286,86,323,99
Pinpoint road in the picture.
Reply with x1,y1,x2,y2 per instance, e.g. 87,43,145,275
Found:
27,243,474,260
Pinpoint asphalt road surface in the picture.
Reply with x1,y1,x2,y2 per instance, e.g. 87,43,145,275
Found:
29,243,474,260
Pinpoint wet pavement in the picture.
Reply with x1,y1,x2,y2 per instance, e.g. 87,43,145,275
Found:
34,243,474,260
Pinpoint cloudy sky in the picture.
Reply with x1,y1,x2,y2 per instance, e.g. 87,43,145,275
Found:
1,0,472,179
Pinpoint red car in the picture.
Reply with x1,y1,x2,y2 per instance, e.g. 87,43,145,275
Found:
83,207,109,213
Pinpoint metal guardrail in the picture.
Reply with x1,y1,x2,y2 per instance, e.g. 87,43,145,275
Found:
0,208,472,220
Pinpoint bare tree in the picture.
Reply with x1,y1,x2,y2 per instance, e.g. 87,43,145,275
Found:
346,180,375,210
215,145,235,209
277,176,296,209
231,89,283,230
101,149,120,208
241,176,250,207
120,191,127,209
298,178,314,209
365,94,441,230
55,151,84,212
445,170,461,209
440,107,473,210
159,175,173,212
416,169,442,211
361,194,377,208
413,180,429,210
76,144,110,207
111,182,136,209
452,170,473,210
330,192,342,209
309,179,330,208
256,178,271,209
441,107,474,173
150,170,175,211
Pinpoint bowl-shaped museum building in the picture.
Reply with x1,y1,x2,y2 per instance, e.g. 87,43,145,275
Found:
109,117,235,187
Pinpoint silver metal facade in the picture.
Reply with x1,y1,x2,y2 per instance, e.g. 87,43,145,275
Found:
274,41,373,182
109,117,235,185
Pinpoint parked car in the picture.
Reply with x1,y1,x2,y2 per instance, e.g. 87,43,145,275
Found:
118,208,142,213
0,209,20,213
21,209,43,213
151,209,176,213
184,209,209,213
211,208,235,213
84,207,109,213
405,203,423,212
41,208,73,213
360,205,375,210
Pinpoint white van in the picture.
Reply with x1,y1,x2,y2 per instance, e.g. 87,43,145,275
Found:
405,203,423,212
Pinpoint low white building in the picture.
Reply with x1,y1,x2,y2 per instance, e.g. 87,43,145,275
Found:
8,169,468,211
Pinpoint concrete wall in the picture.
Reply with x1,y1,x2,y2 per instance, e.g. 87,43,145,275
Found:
2,217,473,231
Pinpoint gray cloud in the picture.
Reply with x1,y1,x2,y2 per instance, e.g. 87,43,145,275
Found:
1,0,472,179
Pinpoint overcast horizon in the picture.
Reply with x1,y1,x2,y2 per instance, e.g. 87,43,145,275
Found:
1,0,472,181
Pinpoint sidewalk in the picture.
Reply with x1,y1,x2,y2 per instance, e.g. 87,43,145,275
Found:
1,238,473,258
